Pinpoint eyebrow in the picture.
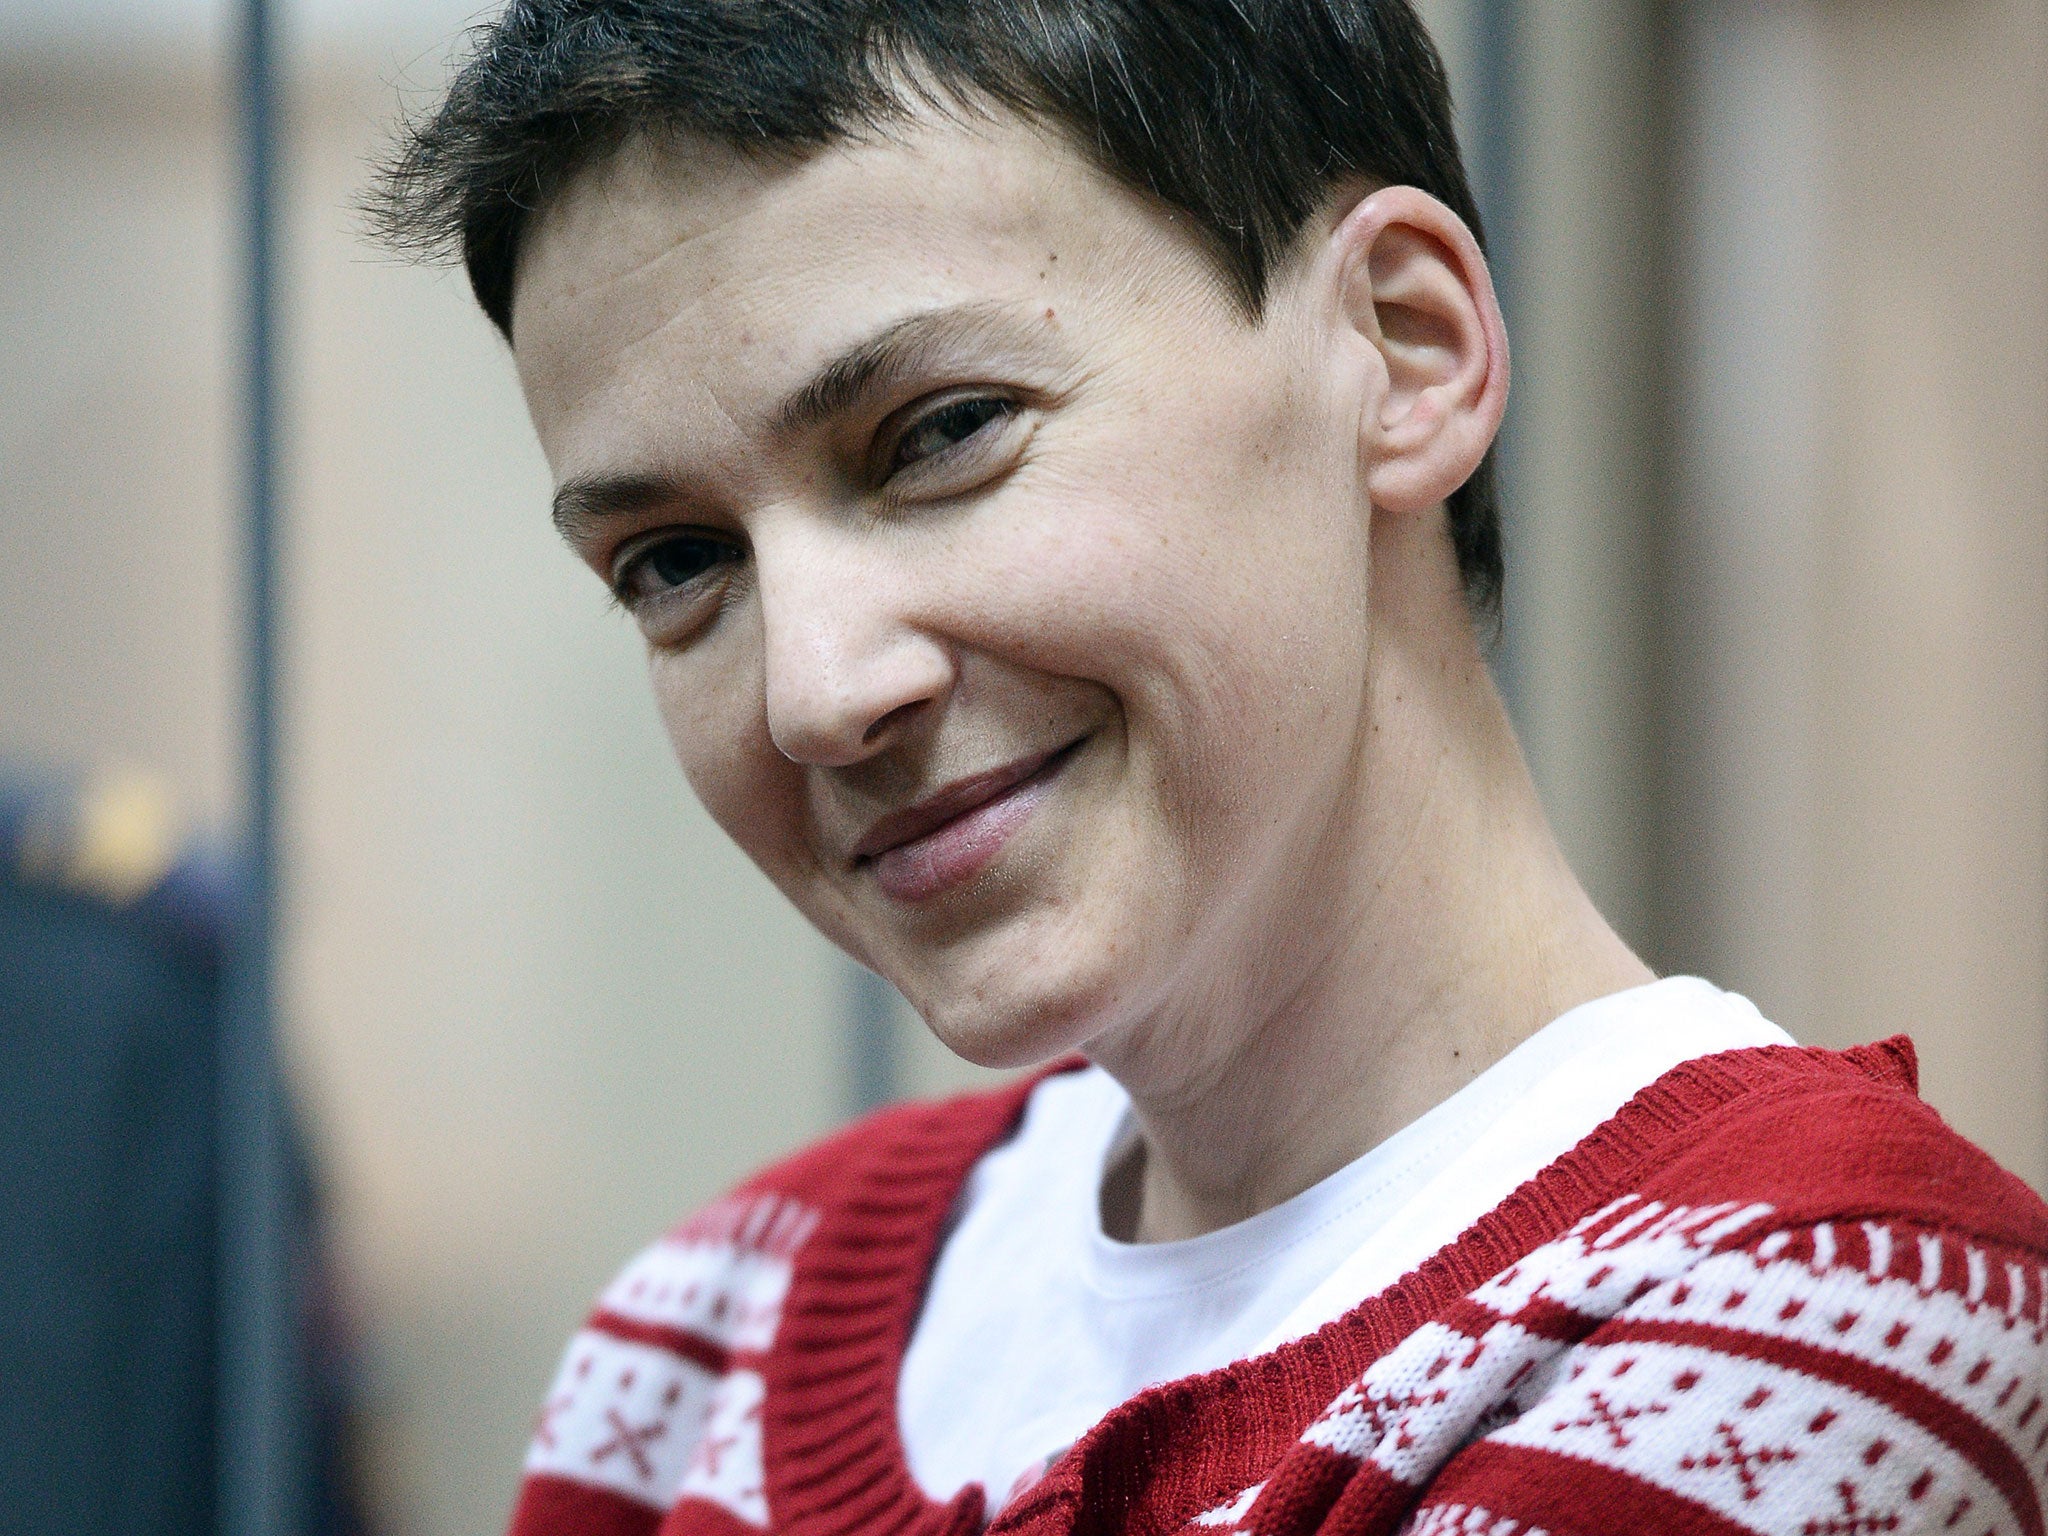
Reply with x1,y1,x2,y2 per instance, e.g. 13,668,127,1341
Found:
551,301,1042,542
772,301,1036,438
552,470,693,545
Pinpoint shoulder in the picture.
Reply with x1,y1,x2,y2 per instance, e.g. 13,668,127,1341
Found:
1633,1036,2048,1253
505,1072,1046,1536
1398,1040,2048,1536
1179,1039,2048,1536
1197,1041,2048,1536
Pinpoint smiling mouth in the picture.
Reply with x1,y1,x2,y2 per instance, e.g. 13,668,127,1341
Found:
852,737,1086,903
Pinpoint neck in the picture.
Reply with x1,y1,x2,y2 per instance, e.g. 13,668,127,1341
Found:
1093,524,1652,1245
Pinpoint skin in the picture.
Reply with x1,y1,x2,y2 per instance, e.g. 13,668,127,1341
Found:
513,110,1652,1244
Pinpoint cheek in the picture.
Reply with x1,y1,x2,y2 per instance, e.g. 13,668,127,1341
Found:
646,646,806,872
974,373,1368,716
965,367,1370,859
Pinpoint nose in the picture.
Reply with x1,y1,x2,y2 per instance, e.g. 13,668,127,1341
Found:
755,527,953,767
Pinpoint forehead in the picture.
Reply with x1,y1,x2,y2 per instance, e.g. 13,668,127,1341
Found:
509,114,1225,468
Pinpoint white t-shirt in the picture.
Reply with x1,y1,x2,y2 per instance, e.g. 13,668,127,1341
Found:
896,976,1793,1506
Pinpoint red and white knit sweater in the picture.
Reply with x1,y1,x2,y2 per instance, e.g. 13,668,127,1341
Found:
510,1039,2048,1536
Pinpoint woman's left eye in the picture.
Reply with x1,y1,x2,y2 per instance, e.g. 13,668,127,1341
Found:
888,396,1014,475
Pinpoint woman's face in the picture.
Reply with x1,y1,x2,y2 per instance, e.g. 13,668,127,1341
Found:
513,115,1385,1070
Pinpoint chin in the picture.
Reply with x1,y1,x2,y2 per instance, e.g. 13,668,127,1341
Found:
849,831,1171,1073
903,936,1137,1073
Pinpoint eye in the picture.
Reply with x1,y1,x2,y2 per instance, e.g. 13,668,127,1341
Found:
887,395,1015,476
612,531,741,605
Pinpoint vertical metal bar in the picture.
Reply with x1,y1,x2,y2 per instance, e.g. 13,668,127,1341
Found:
844,962,902,1117
1468,0,1519,312
220,0,300,1532
1467,0,1525,724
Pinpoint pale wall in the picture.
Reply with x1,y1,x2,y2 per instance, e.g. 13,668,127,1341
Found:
0,50,991,1536
3,7,2042,1534
1669,0,2048,1190
1811,0,2047,1186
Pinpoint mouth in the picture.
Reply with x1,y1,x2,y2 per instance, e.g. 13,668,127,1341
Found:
852,737,1086,903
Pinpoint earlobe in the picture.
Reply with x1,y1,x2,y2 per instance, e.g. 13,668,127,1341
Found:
1332,187,1508,517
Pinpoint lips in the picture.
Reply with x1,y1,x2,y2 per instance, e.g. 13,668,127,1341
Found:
852,740,1080,903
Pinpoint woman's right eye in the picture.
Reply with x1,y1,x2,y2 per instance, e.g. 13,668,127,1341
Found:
613,532,740,604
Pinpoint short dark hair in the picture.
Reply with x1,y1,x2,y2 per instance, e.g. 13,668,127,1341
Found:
370,0,1503,615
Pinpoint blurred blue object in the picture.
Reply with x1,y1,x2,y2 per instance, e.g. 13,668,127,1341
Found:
0,766,372,1536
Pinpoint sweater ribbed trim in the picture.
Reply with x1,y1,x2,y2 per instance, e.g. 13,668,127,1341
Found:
762,1077,1045,1536
756,1037,1920,1536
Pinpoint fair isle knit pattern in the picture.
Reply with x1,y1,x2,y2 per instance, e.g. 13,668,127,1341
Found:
508,1040,2048,1536
524,1194,820,1528
1186,1201,2046,1536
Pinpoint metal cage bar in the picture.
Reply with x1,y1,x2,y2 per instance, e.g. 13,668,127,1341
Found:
218,1,301,1532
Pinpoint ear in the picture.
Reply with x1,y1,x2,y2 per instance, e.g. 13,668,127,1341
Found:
1328,186,1508,516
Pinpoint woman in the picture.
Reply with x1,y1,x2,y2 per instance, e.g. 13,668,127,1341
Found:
372,2,2048,1531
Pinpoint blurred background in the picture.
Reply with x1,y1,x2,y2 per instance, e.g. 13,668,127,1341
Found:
0,1,2040,1533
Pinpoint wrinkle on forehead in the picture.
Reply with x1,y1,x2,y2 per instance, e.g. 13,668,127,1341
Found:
516,108,1139,352
514,132,783,352
514,109,1247,480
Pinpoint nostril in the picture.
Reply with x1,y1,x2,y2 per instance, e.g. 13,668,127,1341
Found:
864,699,925,746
